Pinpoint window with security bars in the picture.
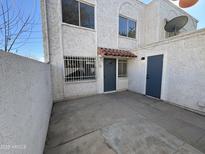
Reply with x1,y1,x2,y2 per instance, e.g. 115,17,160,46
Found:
64,56,96,82
118,60,127,77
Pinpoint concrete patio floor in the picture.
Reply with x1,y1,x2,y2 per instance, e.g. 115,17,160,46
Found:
44,91,205,154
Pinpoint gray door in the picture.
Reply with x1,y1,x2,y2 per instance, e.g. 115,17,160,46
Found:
146,55,164,99
104,58,116,92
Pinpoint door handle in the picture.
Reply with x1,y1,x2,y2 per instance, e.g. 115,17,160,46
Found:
146,74,150,79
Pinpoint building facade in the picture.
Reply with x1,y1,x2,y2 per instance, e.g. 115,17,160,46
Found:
41,0,198,101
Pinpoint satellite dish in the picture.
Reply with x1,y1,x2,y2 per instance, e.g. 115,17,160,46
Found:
164,16,188,34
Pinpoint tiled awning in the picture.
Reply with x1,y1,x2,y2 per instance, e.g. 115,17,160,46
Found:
98,47,137,58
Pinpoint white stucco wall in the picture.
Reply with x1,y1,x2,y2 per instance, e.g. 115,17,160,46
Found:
128,29,205,114
142,0,197,46
0,52,53,154
42,0,198,100
64,81,97,98
158,0,198,41
97,0,144,50
41,0,65,101
96,0,144,94
118,78,128,91
141,0,160,46
42,0,145,100
42,0,98,100
62,25,97,57
62,24,98,98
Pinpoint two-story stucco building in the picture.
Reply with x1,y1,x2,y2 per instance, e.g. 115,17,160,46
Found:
41,0,205,114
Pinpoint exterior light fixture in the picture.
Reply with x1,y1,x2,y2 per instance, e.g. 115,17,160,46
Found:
141,57,145,60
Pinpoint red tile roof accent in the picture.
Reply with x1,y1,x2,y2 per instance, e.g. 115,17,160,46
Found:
98,47,137,58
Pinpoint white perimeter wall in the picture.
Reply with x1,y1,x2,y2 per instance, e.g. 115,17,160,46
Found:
128,29,205,114
0,52,53,154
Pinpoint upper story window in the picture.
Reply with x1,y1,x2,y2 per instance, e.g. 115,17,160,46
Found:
119,16,136,39
62,0,95,29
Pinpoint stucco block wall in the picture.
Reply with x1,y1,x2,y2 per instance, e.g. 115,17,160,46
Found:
0,52,52,154
128,29,205,114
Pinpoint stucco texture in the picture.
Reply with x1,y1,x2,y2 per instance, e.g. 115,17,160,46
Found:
129,29,205,114
0,52,53,154
42,0,200,107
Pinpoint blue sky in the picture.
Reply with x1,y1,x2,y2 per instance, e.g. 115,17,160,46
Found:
1,0,204,62
0,0,43,61
16,0,43,61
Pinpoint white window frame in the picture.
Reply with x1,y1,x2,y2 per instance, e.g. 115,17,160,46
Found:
118,59,128,77
119,15,137,39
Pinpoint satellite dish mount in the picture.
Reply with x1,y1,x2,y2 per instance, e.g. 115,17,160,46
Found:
164,16,188,36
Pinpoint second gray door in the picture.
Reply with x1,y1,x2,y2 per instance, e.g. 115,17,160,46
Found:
104,58,116,92
146,55,164,99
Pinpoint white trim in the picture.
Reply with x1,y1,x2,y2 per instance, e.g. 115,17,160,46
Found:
116,58,119,91
118,77,128,80
65,79,97,84
100,55,134,59
119,14,137,23
62,23,96,32
118,59,128,78
103,91,117,94
78,1,81,27
77,0,95,7
119,35,136,41
119,15,137,39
